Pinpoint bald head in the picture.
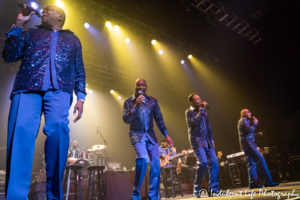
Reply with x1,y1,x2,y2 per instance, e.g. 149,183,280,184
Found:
241,109,252,118
134,78,147,96
135,78,146,85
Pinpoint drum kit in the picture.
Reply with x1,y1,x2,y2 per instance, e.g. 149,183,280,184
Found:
67,144,107,180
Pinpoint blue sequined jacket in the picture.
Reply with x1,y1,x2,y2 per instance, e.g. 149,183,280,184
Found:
185,106,214,148
123,94,168,144
2,24,86,98
237,117,258,151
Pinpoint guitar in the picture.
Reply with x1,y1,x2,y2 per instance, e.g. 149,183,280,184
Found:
160,149,194,167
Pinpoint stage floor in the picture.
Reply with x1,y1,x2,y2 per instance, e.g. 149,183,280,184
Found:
163,181,300,200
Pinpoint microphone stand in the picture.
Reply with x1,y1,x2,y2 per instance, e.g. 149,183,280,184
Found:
97,127,108,168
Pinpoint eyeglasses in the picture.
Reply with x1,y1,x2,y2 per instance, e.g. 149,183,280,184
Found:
135,84,147,87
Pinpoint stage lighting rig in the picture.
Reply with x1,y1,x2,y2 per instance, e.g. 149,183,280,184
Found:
190,0,262,44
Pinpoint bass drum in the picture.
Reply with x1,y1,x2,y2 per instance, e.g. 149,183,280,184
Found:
74,159,90,180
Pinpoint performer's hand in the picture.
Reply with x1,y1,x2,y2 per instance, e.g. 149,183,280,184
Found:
257,132,263,137
165,135,173,147
73,100,84,123
200,101,208,109
253,118,258,124
136,95,145,108
15,6,35,27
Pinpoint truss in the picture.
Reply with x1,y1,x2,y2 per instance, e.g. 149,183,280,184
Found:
190,0,262,44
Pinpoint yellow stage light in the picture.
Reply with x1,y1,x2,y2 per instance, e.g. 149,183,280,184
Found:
159,50,163,55
89,90,93,93
114,25,119,31
151,40,156,44
110,90,114,94
125,38,130,43
118,96,121,99
106,22,112,28
188,55,192,59
56,1,64,9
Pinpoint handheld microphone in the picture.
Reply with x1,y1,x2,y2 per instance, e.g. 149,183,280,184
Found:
18,3,43,17
253,116,260,125
138,90,145,104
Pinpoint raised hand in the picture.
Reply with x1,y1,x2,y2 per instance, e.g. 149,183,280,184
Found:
15,6,35,27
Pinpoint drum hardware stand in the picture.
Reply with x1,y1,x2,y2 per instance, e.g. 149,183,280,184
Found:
32,153,47,183
97,127,109,168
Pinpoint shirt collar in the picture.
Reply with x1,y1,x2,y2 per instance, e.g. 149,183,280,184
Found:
190,106,197,111
35,24,74,34
131,93,149,100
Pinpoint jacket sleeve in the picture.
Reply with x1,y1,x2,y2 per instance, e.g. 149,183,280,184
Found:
240,118,257,134
2,27,26,63
185,109,204,126
123,99,139,124
74,38,87,98
153,99,168,137
206,114,214,143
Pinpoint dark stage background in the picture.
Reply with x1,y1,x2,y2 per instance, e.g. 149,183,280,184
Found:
0,0,299,180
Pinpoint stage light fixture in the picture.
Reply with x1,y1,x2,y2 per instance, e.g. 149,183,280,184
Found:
151,40,156,44
181,60,185,64
110,90,114,94
31,2,38,9
56,1,64,9
84,23,90,29
114,25,119,31
125,38,130,43
188,55,192,59
118,96,121,99
105,22,112,28
89,90,93,93
159,50,163,55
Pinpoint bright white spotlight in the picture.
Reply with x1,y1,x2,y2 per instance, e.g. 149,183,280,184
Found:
181,60,185,64
84,23,90,29
89,90,93,94
114,25,119,31
86,88,89,92
110,90,114,94
105,22,112,28
31,2,38,9
56,0,64,9
118,96,121,99
159,50,163,55
151,40,156,44
188,55,192,59
125,38,130,43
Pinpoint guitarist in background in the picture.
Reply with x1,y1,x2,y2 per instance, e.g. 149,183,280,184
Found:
185,93,220,198
159,139,185,167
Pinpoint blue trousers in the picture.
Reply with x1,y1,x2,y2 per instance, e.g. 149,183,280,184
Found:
245,147,272,185
5,90,71,200
193,146,219,193
132,134,160,200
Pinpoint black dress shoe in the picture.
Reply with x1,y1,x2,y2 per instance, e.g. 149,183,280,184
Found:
264,181,279,187
249,184,263,189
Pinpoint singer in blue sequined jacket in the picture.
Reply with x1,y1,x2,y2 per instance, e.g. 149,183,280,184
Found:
237,117,258,151
123,94,168,144
185,106,215,148
2,24,86,99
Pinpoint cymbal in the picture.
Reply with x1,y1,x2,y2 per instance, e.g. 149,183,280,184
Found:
67,157,78,162
91,144,106,151
87,149,94,152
